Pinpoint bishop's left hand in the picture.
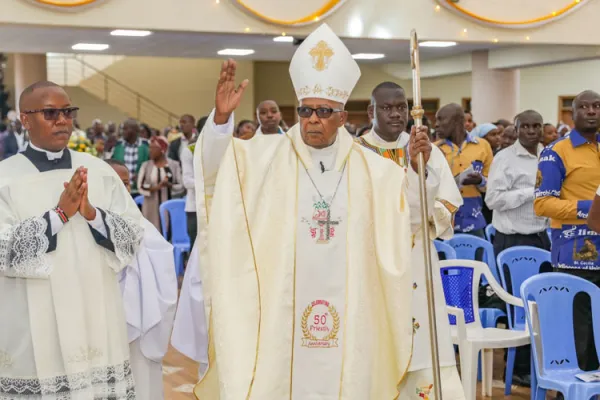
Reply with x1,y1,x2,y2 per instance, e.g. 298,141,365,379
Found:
78,168,97,221
409,125,432,173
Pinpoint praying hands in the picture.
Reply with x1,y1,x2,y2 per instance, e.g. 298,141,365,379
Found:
58,166,96,220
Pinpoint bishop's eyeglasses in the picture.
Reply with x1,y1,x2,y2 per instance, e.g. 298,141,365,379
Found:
22,107,79,121
297,106,343,119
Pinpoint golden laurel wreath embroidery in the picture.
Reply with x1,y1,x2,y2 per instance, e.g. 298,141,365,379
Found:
301,303,340,342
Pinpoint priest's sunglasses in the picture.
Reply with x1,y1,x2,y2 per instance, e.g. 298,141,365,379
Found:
22,107,79,121
297,106,343,119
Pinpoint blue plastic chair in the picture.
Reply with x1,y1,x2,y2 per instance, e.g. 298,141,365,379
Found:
159,199,190,276
447,234,500,283
521,273,600,400
485,224,496,244
447,234,507,381
497,246,552,395
134,195,144,207
434,240,457,260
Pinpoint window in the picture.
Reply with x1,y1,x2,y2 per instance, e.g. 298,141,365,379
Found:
344,100,370,127
279,105,297,126
558,96,575,127
462,98,471,112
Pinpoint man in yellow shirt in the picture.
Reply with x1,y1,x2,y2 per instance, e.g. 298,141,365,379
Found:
435,104,494,237
534,90,600,378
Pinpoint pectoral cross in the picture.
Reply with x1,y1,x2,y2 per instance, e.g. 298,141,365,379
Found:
309,41,334,72
317,209,339,244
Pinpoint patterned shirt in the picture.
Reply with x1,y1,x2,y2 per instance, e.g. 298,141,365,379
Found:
436,135,493,233
534,130,600,269
124,139,141,183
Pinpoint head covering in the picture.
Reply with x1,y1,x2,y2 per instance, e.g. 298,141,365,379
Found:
470,123,497,139
289,24,361,105
150,135,169,154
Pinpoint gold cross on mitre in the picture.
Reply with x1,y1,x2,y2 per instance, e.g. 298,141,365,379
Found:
309,40,334,72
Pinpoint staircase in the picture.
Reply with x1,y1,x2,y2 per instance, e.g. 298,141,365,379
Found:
47,55,179,129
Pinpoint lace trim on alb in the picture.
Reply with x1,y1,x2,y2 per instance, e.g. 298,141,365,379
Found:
0,217,51,278
0,360,135,399
105,211,143,268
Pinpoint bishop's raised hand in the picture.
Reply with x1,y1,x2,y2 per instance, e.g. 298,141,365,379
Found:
214,59,249,125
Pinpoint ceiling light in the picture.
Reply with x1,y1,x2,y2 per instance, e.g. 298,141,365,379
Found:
352,53,385,60
217,49,255,56
111,29,152,37
71,43,109,51
419,41,457,48
274,35,294,43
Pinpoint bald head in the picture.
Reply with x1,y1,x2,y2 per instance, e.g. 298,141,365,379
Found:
370,81,405,103
515,110,542,129
435,103,465,141
19,81,64,111
256,99,282,134
19,81,73,152
571,90,600,134
573,90,600,109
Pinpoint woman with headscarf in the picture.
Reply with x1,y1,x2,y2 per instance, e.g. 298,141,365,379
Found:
471,123,502,155
138,136,184,230
470,123,500,225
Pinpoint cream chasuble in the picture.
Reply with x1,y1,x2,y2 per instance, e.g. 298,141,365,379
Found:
0,149,143,399
358,131,465,399
192,116,414,400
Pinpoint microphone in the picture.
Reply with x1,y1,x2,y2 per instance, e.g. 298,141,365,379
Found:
320,161,325,173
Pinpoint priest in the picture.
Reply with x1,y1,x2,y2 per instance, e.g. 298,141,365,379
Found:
358,81,464,399
193,24,414,399
0,81,143,398
108,159,178,400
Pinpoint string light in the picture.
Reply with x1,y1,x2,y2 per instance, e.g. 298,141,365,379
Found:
463,28,468,33
215,0,219,3
435,5,441,11
244,27,251,32
492,38,499,43
525,36,530,41
314,16,320,21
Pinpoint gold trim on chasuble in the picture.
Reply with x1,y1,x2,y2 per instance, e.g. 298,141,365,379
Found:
355,138,413,398
194,138,262,400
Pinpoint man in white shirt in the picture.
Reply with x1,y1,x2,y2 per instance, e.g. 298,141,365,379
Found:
485,109,550,388
486,109,550,255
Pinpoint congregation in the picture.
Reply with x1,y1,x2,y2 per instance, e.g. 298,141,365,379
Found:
3,21,600,400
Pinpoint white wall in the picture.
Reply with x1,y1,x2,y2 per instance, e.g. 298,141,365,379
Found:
519,59,600,125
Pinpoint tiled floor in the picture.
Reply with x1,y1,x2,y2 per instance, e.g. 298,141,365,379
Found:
162,346,543,399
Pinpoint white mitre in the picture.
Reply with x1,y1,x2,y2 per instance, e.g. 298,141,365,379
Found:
289,23,361,105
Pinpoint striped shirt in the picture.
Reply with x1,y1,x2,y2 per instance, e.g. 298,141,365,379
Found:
486,141,548,235
534,130,600,269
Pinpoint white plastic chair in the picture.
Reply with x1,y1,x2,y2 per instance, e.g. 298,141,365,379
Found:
438,259,531,400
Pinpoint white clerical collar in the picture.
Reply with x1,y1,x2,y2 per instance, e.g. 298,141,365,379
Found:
29,141,64,161
367,129,409,149
307,134,340,170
